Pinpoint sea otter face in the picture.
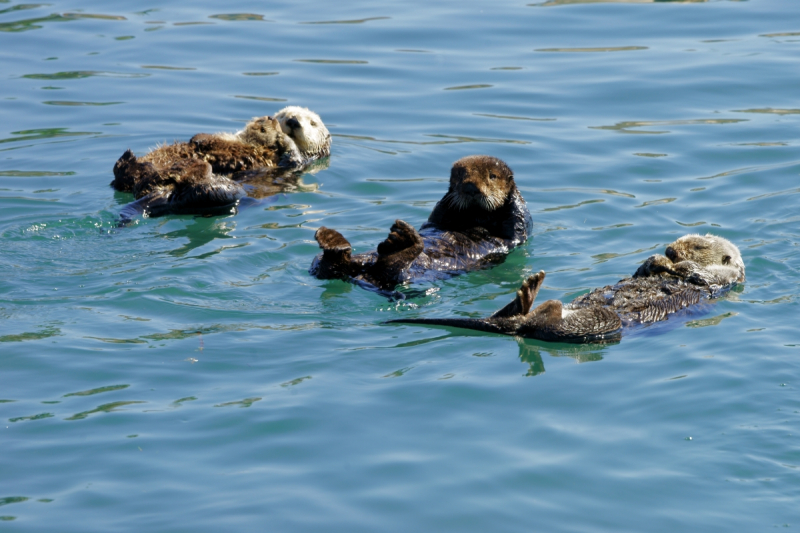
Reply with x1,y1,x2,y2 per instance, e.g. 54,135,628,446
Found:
665,234,745,275
274,106,331,160
445,155,514,211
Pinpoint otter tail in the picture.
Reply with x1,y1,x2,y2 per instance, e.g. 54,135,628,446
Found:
387,309,622,344
385,317,509,336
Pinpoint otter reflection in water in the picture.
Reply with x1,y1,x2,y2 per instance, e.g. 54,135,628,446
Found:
389,234,745,343
310,155,532,295
111,106,330,220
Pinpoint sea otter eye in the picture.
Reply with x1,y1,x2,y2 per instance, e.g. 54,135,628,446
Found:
489,173,498,180
722,255,731,265
310,121,317,127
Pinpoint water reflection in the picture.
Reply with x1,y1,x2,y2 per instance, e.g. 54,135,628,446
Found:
294,59,368,64
161,217,236,258
444,84,493,91
591,118,746,134
140,65,196,70
42,100,123,106
734,108,800,115
214,397,261,408
63,384,129,397
0,12,125,33
518,339,609,377
0,5,46,16
65,400,146,421
686,311,737,328
299,17,390,25
384,324,612,376
634,197,677,208
335,133,530,146
22,71,149,79
208,14,269,22
0,128,99,146
234,95,288,102
759,32,800,39
536,46,648,52
530,0,709,5
474,113,555,122
9,412,54,422
0,326,60,342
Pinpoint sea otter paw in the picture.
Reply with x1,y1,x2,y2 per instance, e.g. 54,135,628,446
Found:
634,254,675,278
376,220,423,257
491,271,545,319
518,271,546,315
311,227,354,279
669,260,702,278
315,227,351,253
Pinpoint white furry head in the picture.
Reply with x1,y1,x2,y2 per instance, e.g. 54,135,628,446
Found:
273,106,331,160
666,233,745,282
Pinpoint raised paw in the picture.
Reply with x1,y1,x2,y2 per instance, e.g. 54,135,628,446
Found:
315,227,352,254
376,220,423,257
491,270,545,319
517,271,545,315
310,227,353,279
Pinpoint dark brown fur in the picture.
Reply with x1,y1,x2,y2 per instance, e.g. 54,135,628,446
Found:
389,234,745,342
110,109,330,219
310,155,532,295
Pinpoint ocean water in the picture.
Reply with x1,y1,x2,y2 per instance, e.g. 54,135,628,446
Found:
1,0,799,530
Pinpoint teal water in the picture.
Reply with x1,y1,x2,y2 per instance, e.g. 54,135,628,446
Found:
2,0,799,530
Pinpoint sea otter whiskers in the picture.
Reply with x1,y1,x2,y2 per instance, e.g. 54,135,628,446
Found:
111,106,330,218
309,155,532,295
388,234,745,342
273,106,331,164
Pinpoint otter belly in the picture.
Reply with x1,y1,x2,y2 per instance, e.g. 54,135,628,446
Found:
404,229,513,281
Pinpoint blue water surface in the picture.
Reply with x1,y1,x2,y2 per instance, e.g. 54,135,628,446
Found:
1,0,799,531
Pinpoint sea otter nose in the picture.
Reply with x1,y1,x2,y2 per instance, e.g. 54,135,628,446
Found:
462,181,480,196
286,117,301,130
665,246,678,262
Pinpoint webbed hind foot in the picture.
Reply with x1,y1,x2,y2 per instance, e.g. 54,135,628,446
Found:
491,270,546,319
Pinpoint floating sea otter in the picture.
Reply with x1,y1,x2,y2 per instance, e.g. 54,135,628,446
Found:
111,106,330,218
389,234,745,343
309,155,532,295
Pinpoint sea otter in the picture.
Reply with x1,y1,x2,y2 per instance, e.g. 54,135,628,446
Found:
388,233,745,343
111,106,330,218
309,155,532,295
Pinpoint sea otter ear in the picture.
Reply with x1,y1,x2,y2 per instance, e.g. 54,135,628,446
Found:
722,255,731,265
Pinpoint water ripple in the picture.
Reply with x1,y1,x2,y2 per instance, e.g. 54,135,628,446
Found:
22,71,149,80
591,118,747,134
299,17,390,25
536,46,648,53
208,14,270,22
0,12,125,32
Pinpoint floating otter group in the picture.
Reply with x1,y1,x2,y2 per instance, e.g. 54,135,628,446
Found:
111,106,330,219
110,107,745,343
